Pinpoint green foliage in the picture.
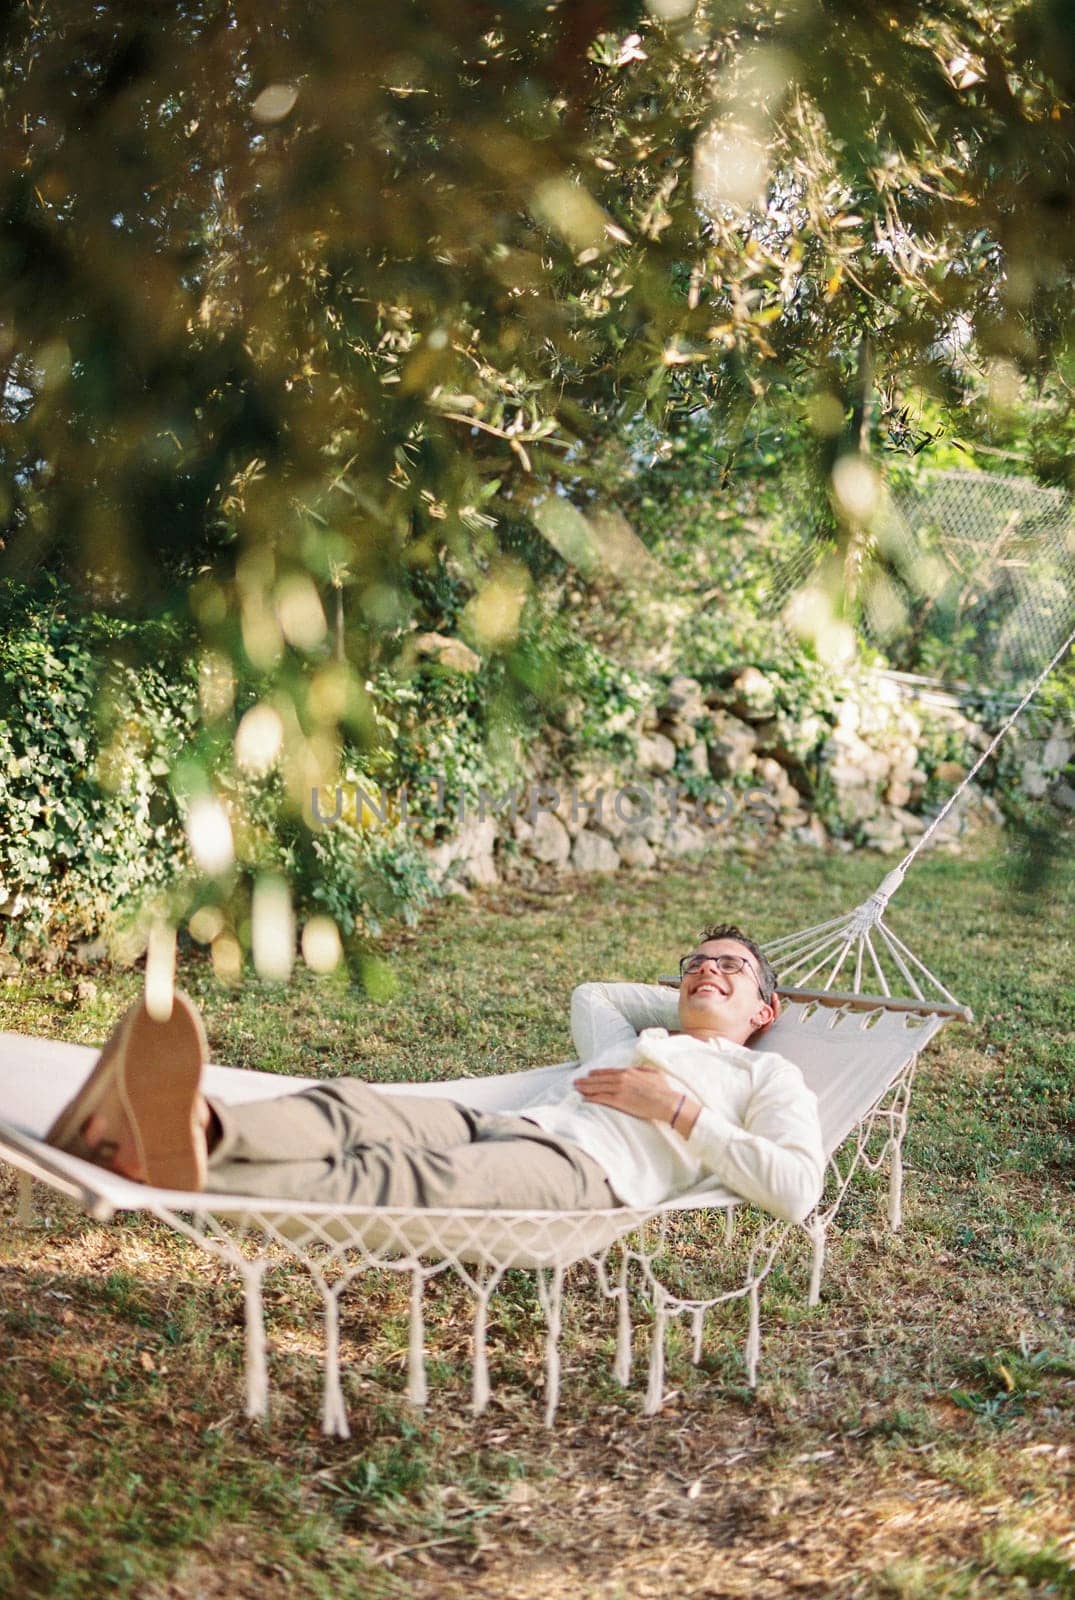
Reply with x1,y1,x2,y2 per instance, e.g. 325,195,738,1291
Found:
949,1346,1073,1429
0,0,1073,922
371,665,516,827
307,823,437,940
545,623,652,763
0,583,451,952
6,0,1075,942
0,582,196,944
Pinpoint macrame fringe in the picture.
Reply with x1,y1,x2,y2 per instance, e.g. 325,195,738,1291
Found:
241,1260,269,1423
808,1219,826,1308
888,1140,904,1232
320,1285,350,1438
536,1266,564,1428
472,1290,491,1415
614,1252,632,1385
644,1296,667,1415
745,1282,760,1387
407,1269,427,1406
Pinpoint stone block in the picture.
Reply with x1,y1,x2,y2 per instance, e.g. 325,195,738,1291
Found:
601,785,658,837
754,712,827,768
663,820,709,858
426,815,498,886
891,807,927,836
413,631,481,674
934,760,968,786
861,817,907,854
638,732,677,774
639,813,666,844
756,756,795,794
684,742,710,777
1022,764,1049,799
836,699,861,734
660,717,698,749
618,833,657,870
571,829,621,874
707,712,758,780
1043,730,1073,771
725,666,777,721
790,816,829,849
511,814,534,845
529,809,572,866
839,788,885,824
663,674,706,713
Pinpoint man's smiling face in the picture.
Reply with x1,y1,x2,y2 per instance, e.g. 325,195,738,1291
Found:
677,937,775,1045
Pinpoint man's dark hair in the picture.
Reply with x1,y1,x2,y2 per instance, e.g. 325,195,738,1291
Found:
697,922,779,1005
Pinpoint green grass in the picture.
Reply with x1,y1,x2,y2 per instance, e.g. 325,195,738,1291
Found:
1,833,1073,1598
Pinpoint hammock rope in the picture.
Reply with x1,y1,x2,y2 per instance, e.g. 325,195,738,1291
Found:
894,616,1075,877
765,616,1075,999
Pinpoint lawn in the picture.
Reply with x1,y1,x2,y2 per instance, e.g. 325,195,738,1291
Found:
1,833,1072,1599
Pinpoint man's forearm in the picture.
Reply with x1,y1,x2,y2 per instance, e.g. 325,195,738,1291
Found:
683,1107,824,1224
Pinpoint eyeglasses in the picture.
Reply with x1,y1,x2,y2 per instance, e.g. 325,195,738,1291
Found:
678,951,764,994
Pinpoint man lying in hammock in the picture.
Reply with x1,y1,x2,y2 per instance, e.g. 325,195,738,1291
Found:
46,922,825,1225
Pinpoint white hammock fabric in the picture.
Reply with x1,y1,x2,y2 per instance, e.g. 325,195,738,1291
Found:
1,990,956,1432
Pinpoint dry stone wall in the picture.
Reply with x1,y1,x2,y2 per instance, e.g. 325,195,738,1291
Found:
424,668,1073,891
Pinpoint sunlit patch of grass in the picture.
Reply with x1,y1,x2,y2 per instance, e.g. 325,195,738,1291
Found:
877,1527,1075,1600
982,1527,1075,1595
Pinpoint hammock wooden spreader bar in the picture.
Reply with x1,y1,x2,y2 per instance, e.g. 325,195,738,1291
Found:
776,988,972,1020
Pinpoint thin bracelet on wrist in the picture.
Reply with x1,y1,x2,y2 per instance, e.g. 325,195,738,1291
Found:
670,1092,687,1131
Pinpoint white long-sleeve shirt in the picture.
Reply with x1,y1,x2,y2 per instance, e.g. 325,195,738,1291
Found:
519,982,825,1223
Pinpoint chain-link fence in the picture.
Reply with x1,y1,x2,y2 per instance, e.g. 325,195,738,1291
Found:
763,468,1075,691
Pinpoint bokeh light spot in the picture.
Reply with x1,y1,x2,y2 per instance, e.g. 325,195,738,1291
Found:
186,796,235,875
252,875,295,982
302,915,342,973
252,84,299,123
235,703,285,774
832,456,881,522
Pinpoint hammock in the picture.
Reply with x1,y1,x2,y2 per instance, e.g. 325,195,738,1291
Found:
2,623,1071,1434
0,984,966,1432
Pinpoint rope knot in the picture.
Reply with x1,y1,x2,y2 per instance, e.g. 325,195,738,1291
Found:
849,868,906,935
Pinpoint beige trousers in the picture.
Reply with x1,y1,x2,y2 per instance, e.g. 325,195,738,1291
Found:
207,1079,617,1210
